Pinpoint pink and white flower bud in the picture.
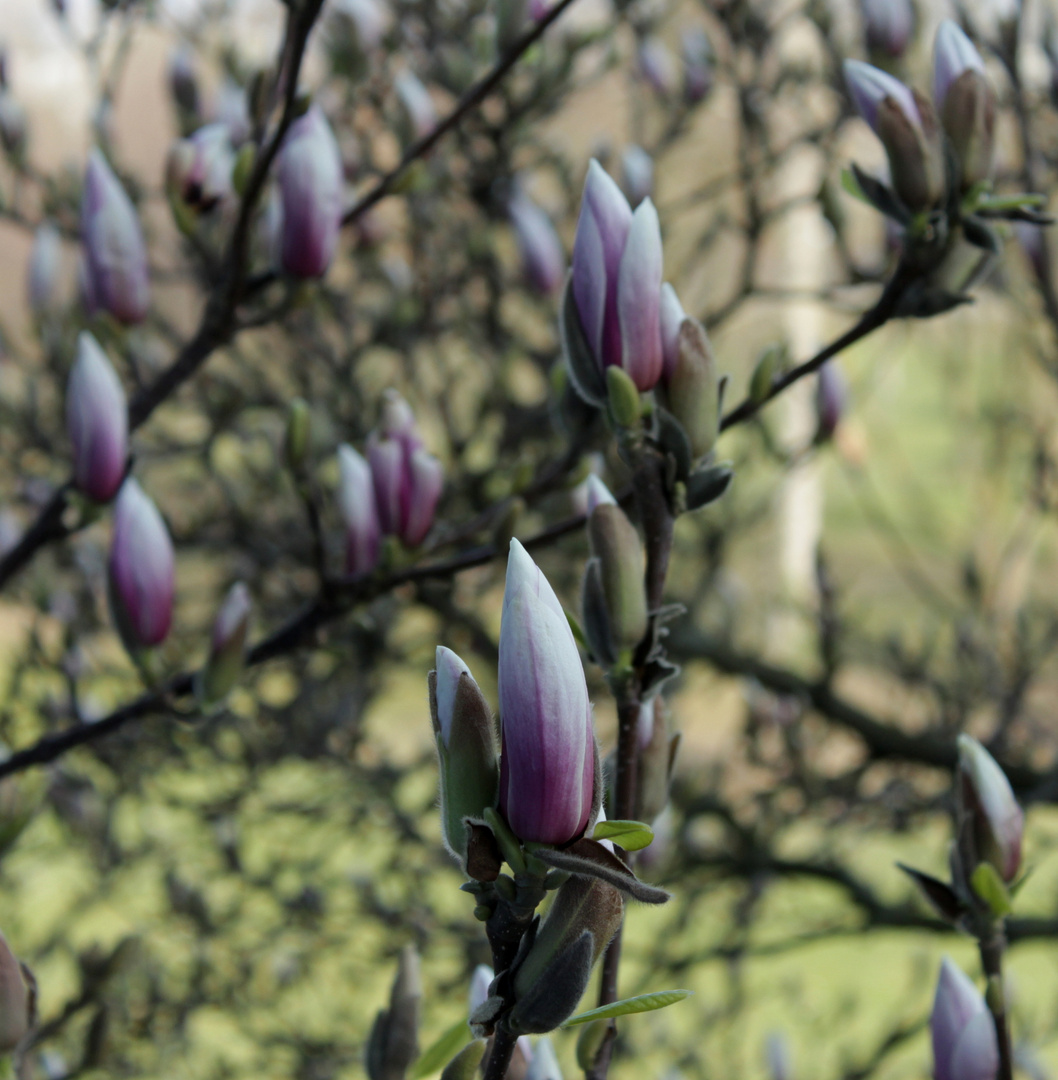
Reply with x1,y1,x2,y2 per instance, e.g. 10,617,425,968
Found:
395,71,437,141
27,222,61,315
0,92,26,158
167,123,235,212
277,107,344,279
499,540,594,845
66,332,128,503
861,0,914,59
584,474,616,516
81,148,150,324
0,932,30,1052
367,395,443,548
933,21,995,189
637,36,679,98
508,190,565,296
109,479,175,649
958,734,1024,883
200,582,251,704
931,957,998,1080
570,161,665,395
815,361,846,442
681,27,714,103
338,444,381,578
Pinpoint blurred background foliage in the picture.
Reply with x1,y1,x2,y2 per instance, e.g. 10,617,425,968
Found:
4,0,1058,1078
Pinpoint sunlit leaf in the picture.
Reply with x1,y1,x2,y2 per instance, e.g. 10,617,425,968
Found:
591,819,654,852
563,990,693,1027
410,1019,472,1079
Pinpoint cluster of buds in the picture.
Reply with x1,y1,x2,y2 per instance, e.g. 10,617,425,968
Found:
276,106,345,279
81,149,150,324
843,21,995,216
930,957,998,1080
562,161,731,516
0,932,34,1055
429,542,667,1042
66,332,128,503
337,391,443,577
108,478,176,656
900,736,1023,929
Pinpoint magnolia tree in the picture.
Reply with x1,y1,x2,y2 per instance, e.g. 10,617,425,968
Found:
1,0,1058,1078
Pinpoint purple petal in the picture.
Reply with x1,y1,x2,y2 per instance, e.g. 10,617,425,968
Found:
509,191,565,296
435,646,473,747
212,581,251,652
949,1010,999,1080
403,448,443,547
585,475,616,516
368,434,406,537
932,957,989,1080
934,20,986,110
660,281,686,382
617,198,664,391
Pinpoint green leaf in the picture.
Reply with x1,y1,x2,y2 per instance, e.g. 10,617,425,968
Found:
977,192,1046,212
971,863,1013,918
591,819,655,852
567,610,591,654
840,166,868,205
410,1019,473,1079
563,989,693,1027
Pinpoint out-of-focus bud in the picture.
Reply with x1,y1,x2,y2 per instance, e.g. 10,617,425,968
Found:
0,92,27,158
284,398,311,472
213,78,250,146
0,933,31,1053
620,145,654,207
861,0,914,60
509,876,623,1033
931,957,998,1080
327,0,388,76
1014,221,1046,280
168,44,200,119
957,734,1024,884
814,361,846,442
666,317,719,458
637,36,679,98
606,366,641,428
198,582,251,705
499,540,595,845
468,964,494,1014
508,190,565,296
338,444,382,578
843,60,945,213
27,222,61,315
66,332,128,503
429,647,500,868
681,27,714,104
109,479,175,651
933,21,995,191
367,392,443,548
442,1041,488,1080
166,124,235,213
568,161,664,400
277,107,344,279
81,148,150,324
635,697,678,823
581,477,647,667
526,1037,563,1080
395,70,437,142
366,946,422,1080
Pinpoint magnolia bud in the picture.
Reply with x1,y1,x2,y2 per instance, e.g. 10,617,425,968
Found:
815,361,846,442
212,78,250,146
957,734,1023,884
660,282,687,382
667,318,719,458
582,480,647,664
844,61,945,213
109,479,175,651
429,647,499,866
81,148,150,324
277,107,344,279
0,933,30,1053
637,36,679,98
27,222,61,315
198,582,251,705
933,21,995,190
931,957,998,1080
66,332,128,503
526,1037,563,1080
861,0,914,60
499,541,594,845
508,190,565,296
338,444,382,578
166,123,235,213
0,92,26,158
681,28,714,104
395,71,437,142
168,45,200,119
284,398,311,472
509,876,623,1033
620,145,654,207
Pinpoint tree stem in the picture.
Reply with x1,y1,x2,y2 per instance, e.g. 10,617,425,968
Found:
978,929,1013,1080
